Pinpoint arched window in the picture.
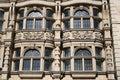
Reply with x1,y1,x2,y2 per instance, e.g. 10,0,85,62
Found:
23,49,40,70
44,48,53,71
74,49,92,71
0,11,4,31
46,9,53,17
74,10,90,29
26,11,42,29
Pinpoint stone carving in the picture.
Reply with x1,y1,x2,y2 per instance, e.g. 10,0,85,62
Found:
72,31,93,39
62,31,103,40
15,31,54,40
63,32,71,40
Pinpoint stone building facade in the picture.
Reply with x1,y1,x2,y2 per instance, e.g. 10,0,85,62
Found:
0,0,119,80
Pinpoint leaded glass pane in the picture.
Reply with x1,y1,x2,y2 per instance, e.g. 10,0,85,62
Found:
64,9,70,17
19,10,24,17
24,49,40,57
46,10,53,17
32,59,40,70
64,59,70,71
94,19,99,29
74,19,81,29
44,60,52,71
64,20,70,30
74,50,82,57
45,48,52,57
95,47,102,56
83,50,91,56
18,20,23,30
93,9,99,16
15,48,21,57
46,20,53,30
96,59,102,71
84,59,92,70
26,19,33,29
0,22,2,31
28,11,42,17
23,59,30,70
74,59,82,70
0,11,4,19
14,60,19,71
35,19,42,29
83,18,90,28
74,10,89,16
64,47,70,57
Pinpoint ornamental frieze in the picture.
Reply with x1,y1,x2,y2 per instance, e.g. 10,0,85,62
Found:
63,31,103,40
15,31,54,40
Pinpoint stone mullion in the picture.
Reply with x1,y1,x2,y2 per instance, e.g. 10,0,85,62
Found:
92,45,96,71
90,6,93,28
42,7,46,29
41,45,44,71
70,6,73,29
71,45,74,71
19,46,24,71
23,7,27,29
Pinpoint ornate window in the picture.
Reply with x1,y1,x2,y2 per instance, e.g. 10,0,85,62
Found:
74,49,92,71
0,11,4,31
63,47,71,71
23,49,40,71
13,47,21,71
18,10,24,30
46,9,54,30
95,47,103,71
26,11,42,29
44,47,53,71
74,10,90,29
63,9,70,30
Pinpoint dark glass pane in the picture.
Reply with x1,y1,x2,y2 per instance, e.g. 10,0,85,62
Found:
32,59,40,70
18,20,23,30
26,19,33,29
74,59,82,70
94,19,100,29
24,49,40,57
64,59,70,71
84,59,92,70
64,9,70,17
28,11,42,17
64,20,70,30
83,49,91,56
74,19,81,29
83,18,90,28
95,47,102,56
0,22,2,31
93,9,99,16
15,48,21,57
75,50,83,57
14,60,19,71
0,11,4,19
35,19,42,29
19,10,24,17
96,59,102,71
46,20,53,30
64,47,70,57
46,10,53,17
44,59,52,71
74,10,89,16
23,59,30,70
45,48,52,57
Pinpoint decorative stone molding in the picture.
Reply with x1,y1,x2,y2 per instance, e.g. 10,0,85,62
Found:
15,31,54,40
63,31,103,40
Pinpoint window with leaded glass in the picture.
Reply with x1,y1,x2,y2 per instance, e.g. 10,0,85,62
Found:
64,20,70,30
74,49,92,71
23,49,40,71
0,11,4,31
95,47,102,56
13,47,21,71
46,20,53,30
74,10,90,29
96,59,102,71
63,47,71,71
94,19,100,29
26,11,42,29
19,10,24,17
44,47,53,71
64,9,70,17
46,9,53,17
93,8,99,16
